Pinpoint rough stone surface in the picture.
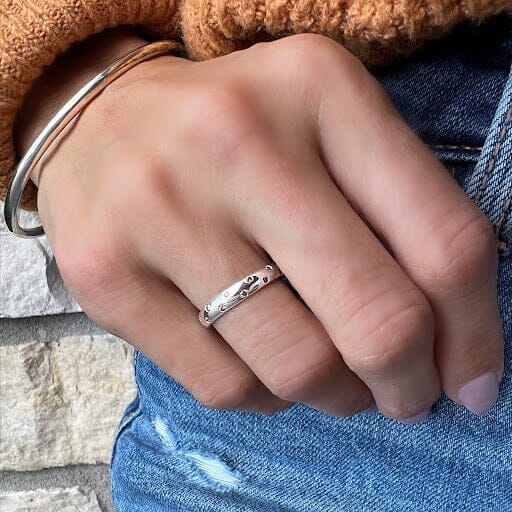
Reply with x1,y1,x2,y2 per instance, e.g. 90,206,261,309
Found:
0,335,136,471
0,464,113,512
0,201,81,318
0,487,101,511
0,313,105,347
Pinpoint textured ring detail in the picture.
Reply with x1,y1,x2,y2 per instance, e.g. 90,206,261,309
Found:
199,263,283,327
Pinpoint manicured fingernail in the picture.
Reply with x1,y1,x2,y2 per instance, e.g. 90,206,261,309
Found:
459,371,499,415
400,409,430,425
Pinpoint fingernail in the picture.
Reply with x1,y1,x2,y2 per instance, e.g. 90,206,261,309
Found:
459,371,499,415
400,409,430,425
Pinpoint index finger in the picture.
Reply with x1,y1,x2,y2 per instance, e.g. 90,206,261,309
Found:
316,58,503,415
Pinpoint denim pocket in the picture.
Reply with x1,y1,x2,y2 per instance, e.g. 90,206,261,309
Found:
464,67,512,256
428,74,512,259
429,143,479,197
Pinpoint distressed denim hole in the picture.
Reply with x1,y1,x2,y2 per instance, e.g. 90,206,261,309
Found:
153,417,244,492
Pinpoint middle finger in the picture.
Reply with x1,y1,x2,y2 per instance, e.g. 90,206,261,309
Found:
233,144,442,422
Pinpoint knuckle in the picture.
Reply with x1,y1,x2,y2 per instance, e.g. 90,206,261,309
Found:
277,32,340,55
55,230,129,322
191,371,262,411
345,295,434,377
179,83,262,163
56,239,111,296
426,210,498,289
275,33,352,68
273,33,367,88
263,349,335,402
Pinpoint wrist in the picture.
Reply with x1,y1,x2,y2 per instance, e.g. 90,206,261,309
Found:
14,28,147,187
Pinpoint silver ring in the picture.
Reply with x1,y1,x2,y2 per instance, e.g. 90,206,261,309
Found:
199,263,283,327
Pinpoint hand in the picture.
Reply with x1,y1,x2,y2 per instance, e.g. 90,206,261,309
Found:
21,31,503,422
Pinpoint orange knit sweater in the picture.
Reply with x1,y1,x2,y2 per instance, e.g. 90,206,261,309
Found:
1,0,511,210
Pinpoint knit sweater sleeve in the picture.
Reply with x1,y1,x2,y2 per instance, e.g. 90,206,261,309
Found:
1,0,509,210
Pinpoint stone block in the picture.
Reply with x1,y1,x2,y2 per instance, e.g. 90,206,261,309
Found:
0,201,81,318
0,487,101,511
0,335,136,471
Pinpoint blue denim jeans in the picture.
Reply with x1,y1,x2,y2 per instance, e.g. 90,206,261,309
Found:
111,16,512,511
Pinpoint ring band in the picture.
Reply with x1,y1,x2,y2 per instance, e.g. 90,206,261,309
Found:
199,263,283,327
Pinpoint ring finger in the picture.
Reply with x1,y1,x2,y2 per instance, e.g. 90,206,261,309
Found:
133,201,374,417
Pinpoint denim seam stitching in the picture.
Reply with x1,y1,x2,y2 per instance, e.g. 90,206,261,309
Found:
475,104,512,205
429,143,483,151
494,106,512,252
496,186,511,252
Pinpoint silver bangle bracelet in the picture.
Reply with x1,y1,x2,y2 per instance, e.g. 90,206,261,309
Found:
4,40,183,238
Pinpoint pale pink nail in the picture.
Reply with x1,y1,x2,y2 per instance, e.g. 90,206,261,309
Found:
459,372,499,416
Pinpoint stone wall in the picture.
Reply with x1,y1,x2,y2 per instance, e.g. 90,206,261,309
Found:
0,203,137,511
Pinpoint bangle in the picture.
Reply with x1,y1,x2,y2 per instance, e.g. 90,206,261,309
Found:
4,40,184,238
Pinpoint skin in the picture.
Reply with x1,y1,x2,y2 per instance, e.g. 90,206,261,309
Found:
16,28,504,422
